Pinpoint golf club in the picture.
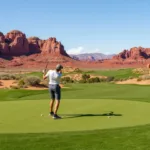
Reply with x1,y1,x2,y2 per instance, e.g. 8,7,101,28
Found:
43,59,49,74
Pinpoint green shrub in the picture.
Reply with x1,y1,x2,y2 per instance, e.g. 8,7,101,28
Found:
137,78,142,81
87,78,93,83
82,74,90,80
40,80,49,88
113,78,120,81
18,79,29,88
0,74,14,80
10,85,20,89
87,77,100,83
106,76,115,82
61,77,74,83
99,78,107,82
15,74,25,80
93,77,100,82
0,74,24,80
18,79,26,86
79,79,87,83
24,76,41,86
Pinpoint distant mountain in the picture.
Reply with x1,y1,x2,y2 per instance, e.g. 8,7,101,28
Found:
69,53,115,61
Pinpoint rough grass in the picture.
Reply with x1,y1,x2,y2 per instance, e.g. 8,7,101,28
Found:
1,83,150,102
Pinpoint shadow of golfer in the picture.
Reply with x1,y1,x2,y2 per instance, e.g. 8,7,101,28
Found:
61,112,122,119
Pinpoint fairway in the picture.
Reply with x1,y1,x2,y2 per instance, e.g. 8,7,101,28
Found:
0,99,150,133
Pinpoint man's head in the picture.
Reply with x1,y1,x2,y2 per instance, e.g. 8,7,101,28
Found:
56,64,63,72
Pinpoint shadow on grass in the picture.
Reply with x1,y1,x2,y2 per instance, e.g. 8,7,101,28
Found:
61,112,122,119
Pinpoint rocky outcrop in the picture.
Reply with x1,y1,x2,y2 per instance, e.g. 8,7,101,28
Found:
0,32,5,42
0,30,69,57
113,47,150,60
40,38,69,56
27,37,41,54
0,30,29,56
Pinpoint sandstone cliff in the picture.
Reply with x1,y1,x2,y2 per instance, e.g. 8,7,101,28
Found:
0,30,69,57
113,47,150,60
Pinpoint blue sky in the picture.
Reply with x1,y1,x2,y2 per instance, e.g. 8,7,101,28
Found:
1,0,150,54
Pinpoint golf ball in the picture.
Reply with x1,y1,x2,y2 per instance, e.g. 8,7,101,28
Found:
41,114,43,116
108,116,111,118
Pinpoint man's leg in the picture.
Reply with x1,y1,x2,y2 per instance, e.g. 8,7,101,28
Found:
54,100,60,115
53,85,61,119
49,85,55,116
50,99,55,114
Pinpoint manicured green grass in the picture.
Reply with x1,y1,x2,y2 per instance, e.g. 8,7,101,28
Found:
0,99,150,133
1,125,150,150
0,82,150,150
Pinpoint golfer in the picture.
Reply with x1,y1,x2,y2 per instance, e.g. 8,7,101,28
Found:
43,64,63,119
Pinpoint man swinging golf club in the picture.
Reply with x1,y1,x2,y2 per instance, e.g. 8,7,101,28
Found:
43,64,63,119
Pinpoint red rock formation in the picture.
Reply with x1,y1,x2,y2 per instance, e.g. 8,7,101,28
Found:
0,30,69,57
6,30,29,56
0,32,5,42
113,47,150,60
40,38,69,56
27,37,41,54
27,37,69,56
0,30,29,56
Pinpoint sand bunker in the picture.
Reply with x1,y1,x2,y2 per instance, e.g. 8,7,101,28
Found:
0,80,17,88
0,80,70,90
116,78,150,85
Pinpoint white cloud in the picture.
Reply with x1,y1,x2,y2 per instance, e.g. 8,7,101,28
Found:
66,46,102,55
66,46,84,55
66,46,113,55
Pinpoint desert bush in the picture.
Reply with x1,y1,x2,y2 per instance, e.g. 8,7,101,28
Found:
113,78,120,81
17,79,29,88
140,75,150,80
40,80,49,88
99,78,107,82
93,77,100,82
87,77,100,83
137,78,142,82
106,76,115,82
18,79,26,86
61,77,74,83
24,76,41,86
0,74,24,80
87,78,93,83
0,74,15,80
82,74,90,81
10,85,20,89
79,79,87,83
15,74,25,80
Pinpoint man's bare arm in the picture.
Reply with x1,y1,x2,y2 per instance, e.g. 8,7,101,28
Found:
43,70,48,80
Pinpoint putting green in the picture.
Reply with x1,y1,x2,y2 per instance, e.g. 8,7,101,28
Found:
0,99,150,133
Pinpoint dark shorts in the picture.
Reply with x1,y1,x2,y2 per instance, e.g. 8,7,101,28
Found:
49,84,61,100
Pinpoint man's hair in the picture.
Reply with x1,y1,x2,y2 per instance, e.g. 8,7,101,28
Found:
56,64,63,71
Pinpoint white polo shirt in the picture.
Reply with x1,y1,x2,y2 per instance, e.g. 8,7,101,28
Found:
45,70,62,85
